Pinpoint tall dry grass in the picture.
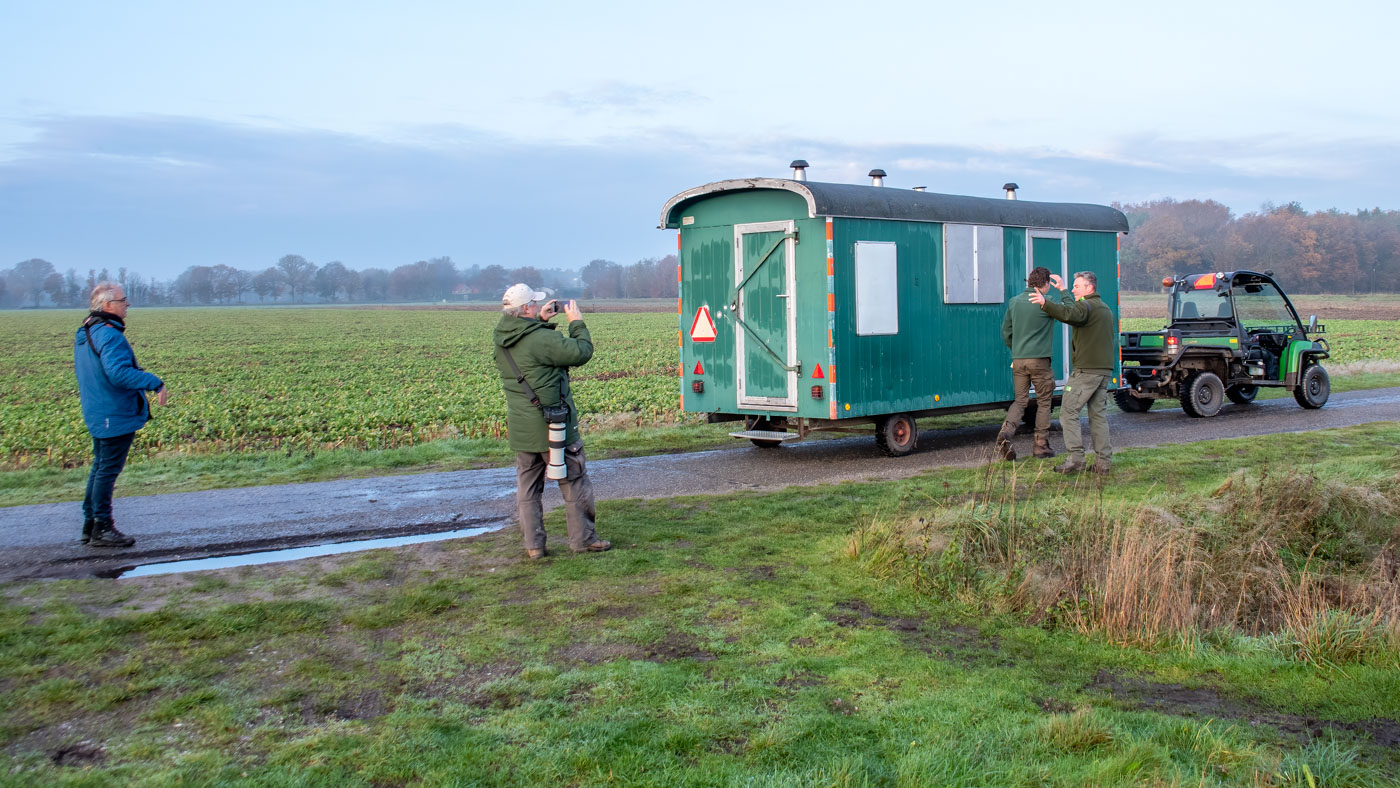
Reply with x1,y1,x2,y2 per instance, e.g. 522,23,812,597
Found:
847,462,1400,663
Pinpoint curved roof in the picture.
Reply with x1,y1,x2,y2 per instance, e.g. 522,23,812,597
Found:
660,178,1129,233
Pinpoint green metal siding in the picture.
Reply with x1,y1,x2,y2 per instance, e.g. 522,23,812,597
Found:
1066,231,1122,385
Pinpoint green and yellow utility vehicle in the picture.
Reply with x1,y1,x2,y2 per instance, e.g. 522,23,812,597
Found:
1117,270,1329,417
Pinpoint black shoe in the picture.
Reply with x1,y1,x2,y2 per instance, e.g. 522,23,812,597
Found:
80,518,95,545
88,522,135,548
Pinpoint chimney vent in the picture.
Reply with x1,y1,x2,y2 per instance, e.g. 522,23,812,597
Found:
1003,182,1019,200
869,169,887,187
790,160,809,181
912,186,926,192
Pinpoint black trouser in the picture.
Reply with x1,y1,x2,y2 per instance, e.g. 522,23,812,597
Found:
83,432,136,525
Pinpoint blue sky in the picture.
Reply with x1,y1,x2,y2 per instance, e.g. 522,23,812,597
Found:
3,0,1397,279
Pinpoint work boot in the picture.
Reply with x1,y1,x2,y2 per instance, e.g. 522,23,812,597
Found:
994,426,1017,461
80,518,95,545
87,521,135,548
572,540,612,554
526,547,547,560
1032,435,1055,459
1053,458,1086,474
1091,458,1111,475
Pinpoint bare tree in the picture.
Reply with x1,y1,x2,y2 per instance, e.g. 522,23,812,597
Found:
277,254,317,303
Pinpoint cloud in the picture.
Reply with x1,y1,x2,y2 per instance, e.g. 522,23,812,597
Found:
2,115,1395,279
544,81,706,115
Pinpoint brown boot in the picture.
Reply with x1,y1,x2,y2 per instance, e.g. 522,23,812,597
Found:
1053,458,1086,474
994,426,1017,461
1091,458,1111,475
1032,435,1055,459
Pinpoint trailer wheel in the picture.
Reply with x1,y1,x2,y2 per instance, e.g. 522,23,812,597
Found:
748,416,786,448
1181,371,1224,418
1294,365,1330,409
1113,388,1153,413
1226,384,1258,405
875,413,917,457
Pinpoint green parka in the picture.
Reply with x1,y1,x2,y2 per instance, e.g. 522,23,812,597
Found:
1041,290,1117,371
1001,286,1061,359
493,314,594,453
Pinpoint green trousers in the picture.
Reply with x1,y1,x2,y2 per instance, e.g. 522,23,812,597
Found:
1060,370,1112,463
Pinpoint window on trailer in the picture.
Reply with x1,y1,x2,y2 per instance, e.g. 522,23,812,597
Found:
854,241,898,335
944,224,1005,304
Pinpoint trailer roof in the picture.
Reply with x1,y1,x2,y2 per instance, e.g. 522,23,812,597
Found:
660,178,1129,234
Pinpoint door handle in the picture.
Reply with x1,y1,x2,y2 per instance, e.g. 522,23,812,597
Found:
775,293,789,298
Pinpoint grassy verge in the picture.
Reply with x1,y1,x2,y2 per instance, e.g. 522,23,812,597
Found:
2,425,1398,785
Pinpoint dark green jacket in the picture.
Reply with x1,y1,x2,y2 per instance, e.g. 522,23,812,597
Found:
493,314,594,453
1041,291,1117,371
1001,286,1060,359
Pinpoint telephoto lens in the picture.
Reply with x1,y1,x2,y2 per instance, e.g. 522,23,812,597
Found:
546,421,567,480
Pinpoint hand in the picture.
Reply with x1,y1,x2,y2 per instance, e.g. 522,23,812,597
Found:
1029,291,1046,307
563,299,583,321
156,386,168,406
1048,274,1064,289
540,300,559,320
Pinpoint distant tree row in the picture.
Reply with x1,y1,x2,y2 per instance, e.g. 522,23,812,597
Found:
0,254,680,308
1119,201,1400,293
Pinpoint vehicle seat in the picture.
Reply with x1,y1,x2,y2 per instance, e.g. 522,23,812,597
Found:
1179,302,1199,318
1216,302,1232,318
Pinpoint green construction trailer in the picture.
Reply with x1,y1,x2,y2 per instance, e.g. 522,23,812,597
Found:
660,164,1130,455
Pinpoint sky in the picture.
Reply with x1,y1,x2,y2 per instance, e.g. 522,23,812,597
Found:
2,0,1398,280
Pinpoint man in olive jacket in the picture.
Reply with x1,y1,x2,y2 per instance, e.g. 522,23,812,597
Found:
995,265,1059,461
493,283,610,558
1031,271,1117,474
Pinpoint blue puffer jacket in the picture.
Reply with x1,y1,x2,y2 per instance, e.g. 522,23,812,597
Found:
74,314,164,439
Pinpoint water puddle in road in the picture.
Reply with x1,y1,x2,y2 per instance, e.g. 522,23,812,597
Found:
102,525,495,579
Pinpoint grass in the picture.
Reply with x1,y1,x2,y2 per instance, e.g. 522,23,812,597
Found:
1,424,1398,784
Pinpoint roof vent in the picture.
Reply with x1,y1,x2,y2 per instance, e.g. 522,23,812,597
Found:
869,169,886,187
790,160,809,181
912,186,926,192
1003,182,1019,200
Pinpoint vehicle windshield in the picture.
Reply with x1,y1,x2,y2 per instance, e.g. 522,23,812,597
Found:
1172,288,1232,320
1232,280,1298,329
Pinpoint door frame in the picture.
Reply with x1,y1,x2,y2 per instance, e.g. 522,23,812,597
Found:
1028,229,1070,385
733,220,799,410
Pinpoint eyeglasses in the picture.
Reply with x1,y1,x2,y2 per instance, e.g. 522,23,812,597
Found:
111,298,129,304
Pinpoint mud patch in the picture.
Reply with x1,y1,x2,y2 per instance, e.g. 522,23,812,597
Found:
642,632,715,663
747,565,778,581
710,735,747,754
51,741,105,767
825,600,1008,666
776,670,825,691
1087,670,1400,748
552,642,646,665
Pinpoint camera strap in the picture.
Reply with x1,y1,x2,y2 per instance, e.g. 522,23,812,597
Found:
500,346,549,413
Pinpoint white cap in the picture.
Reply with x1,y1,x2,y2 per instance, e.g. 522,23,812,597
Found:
502,283,547,310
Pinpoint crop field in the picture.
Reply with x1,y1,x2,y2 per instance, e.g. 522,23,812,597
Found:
2,306,1398,472
0,308,683,470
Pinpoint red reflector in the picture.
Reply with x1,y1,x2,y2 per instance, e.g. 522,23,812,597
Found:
812,364,824,379
693,361,704,375
810,385,823,399
1193,274,1216,289
692,380,704,394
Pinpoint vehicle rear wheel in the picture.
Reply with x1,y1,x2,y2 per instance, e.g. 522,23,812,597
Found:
1113,388,1154,413
1294,365,1330,409
1181,371,1224,418
1226,384,1258,405
875,413,917,457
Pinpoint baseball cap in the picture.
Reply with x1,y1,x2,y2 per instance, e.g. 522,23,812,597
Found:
502,283,547,310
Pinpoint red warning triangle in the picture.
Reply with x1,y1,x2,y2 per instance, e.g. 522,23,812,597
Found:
690,305,717,342
693,361,704,375
812,364,824,380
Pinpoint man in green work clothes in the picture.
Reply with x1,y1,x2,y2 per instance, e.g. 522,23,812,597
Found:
994,265,1059,461
1030,271,1116,474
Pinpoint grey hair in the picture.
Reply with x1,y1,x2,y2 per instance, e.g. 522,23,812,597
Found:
90,282,123,312
502,305,527,318
1074,271,1098,292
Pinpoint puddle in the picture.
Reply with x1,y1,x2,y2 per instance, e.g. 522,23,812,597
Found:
103,525,495,579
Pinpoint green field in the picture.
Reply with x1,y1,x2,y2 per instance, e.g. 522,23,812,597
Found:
1,426,1397,785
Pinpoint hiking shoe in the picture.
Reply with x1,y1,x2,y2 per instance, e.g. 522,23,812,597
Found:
88,523,135,548
996,441,1016,461
526,548,547,559
572,540,612,554
80,519,95,545
1052,459,1086,475
1091,459,1111,475
1032,437,1055,459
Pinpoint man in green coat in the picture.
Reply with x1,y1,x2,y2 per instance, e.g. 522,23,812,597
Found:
494,283,610,558
995,265,1059,461
1031,271,1116,475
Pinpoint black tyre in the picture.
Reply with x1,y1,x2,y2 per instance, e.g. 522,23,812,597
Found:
749,417,785,448
1113,388,1153,413
1294,365,1330,409
1181,371,1224,418
875,413,917,457
751,437,783,448
1226,384,1258,405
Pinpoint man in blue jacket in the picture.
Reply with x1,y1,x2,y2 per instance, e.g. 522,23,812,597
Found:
73,283,167,547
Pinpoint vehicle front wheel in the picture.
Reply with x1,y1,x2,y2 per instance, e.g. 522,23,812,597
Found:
1113,388,1154,413
1226,384,1258,405
1294,365,1330,409
1181,371,1224,418
875,413,917,457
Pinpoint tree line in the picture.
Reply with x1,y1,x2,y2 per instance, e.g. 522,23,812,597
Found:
0,255,680,308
